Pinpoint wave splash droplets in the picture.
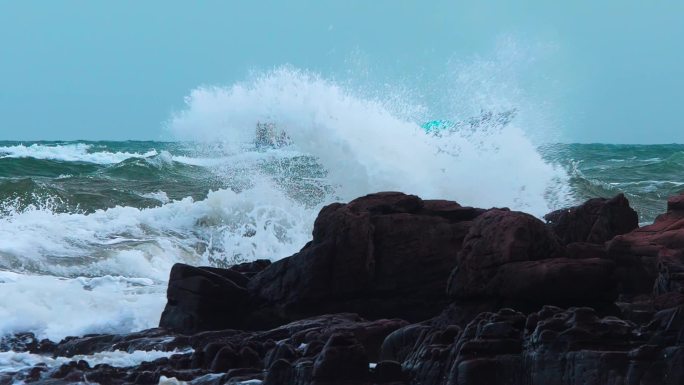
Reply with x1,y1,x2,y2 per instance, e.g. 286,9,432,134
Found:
170,67,567,215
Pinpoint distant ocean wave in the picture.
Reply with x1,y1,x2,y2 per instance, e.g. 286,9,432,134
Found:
540,143,684,223
0,143,158,164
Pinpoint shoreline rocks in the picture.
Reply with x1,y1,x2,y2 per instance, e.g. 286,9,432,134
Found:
2,191,684,384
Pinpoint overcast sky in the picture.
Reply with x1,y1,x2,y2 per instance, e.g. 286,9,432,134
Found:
1,1,682,143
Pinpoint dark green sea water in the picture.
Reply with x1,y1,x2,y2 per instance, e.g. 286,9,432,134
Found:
1,141,681,222
0,141,329,216
540,143,684,223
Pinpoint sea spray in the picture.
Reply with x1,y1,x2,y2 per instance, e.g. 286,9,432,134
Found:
170,67,568,215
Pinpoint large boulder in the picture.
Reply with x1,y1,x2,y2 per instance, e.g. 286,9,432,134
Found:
312,334,369,383
544,194,639,245
384,305,684,385
159,262,269,333
247,192,484,327
608,193,684,296
447,209,618,307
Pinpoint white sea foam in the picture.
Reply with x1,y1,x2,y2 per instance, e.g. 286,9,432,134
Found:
0,180,315,340
170,67,568,216
0,348,191,373
0,142,244,170
0,179,312,277
159,376,261,385
0,143,159,164
0,270,165,341
142,191,171,204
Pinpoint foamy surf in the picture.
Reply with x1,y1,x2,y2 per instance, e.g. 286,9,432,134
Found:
0,180,315,341
0,348,192,374
0,142,233,169
170,67,569,216
0,143,159,165
0,271,164,341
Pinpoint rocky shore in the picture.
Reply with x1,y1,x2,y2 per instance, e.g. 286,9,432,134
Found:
2,191,683,385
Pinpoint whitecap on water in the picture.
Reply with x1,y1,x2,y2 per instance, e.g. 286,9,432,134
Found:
0,143,159,164
0,348,192,373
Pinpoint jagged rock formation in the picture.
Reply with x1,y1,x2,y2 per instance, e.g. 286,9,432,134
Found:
3,191,683,384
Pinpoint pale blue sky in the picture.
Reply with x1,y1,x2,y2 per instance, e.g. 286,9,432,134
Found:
0,1,682,143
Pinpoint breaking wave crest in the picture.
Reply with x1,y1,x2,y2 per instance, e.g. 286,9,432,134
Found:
170,67,568,215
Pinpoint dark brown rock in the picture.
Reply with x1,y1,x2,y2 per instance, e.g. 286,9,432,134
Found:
248,192,484,327
668,194,684,211
544,194,639,245
373,360,407,383
264,342,297,368
159,264,252,333
447,209,617,307
264,359,294,385
209,345,239,372
384,305,684,385
608,192,684,296
229,259,272,278
312,333,369,382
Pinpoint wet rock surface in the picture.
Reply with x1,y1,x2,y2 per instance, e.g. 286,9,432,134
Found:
544,193,639,245
2,192,683,384
446,208,618,308
246,192,485,328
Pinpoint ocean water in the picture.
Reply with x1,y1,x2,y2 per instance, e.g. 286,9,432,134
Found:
0,69,682,372
541,143,684,224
